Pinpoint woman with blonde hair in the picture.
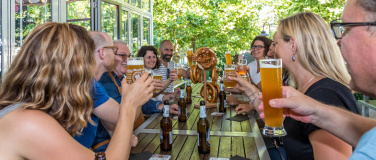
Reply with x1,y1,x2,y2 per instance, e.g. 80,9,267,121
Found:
229,12,359,159
0,22,153,159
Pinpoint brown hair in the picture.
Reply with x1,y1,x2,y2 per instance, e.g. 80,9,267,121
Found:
0,22,96,136
136,46,161,69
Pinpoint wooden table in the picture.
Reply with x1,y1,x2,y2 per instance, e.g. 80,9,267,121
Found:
131,83,270,160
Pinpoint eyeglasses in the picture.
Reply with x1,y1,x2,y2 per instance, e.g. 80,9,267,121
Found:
251,45,265,49
330,19,376,39
115,53,131,60
103,46,118,54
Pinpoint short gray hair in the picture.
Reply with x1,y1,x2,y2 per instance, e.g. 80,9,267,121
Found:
357,0,376,32
113,40,128,46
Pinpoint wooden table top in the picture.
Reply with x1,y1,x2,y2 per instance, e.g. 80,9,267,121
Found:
132,83,270,160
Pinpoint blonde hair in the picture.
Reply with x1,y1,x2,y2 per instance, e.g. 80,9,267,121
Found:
0,22,96,136
277,12,351,88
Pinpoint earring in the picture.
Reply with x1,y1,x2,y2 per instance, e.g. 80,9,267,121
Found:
292,55,296,62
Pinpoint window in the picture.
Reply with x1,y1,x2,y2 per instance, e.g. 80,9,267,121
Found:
143,17,150,45
67,0,91,30
131,14,140,55
122,10,128,43
15,0,52,51
142,0,149,11
101,2,119,40
131,0,141,8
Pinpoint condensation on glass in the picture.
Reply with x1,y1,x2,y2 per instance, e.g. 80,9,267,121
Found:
67,0,91,30
122,10,128,42
101,1,119,40
143,17,150,46
131,14,140,55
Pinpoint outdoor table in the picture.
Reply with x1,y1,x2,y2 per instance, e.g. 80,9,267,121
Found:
131,83,270,160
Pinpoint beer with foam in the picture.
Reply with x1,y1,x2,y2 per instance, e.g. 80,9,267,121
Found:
223,64,237,88
187,48,193,66
225,51,232,65
126,57,144,84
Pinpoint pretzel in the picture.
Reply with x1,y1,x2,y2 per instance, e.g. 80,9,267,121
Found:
190,64,203,84
194,47,217,69
190,65,198,84
212,66,218,84
200,83,218,103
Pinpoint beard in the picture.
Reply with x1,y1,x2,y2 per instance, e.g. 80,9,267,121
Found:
161,53,172,62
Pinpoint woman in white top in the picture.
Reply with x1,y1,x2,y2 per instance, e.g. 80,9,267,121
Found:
247,36,272,90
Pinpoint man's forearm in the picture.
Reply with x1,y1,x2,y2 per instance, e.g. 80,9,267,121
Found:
315,104,376,147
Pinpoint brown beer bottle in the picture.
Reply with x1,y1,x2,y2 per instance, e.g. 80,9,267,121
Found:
186,80,192,104
160,100,172,151
94,152,106,160
218,80,226,113
178,86,187,122
197,101,210,153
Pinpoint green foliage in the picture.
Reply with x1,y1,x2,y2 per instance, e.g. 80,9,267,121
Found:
153,0,345,69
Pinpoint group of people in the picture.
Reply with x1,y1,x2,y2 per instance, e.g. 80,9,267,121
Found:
229,0,376,159
0,0,376,159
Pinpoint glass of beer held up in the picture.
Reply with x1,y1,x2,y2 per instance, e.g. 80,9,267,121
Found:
174,63,183,80
152,72,163,92
187,48,193,67
223,64,237,88
260,59,286,137
237,59,247,76
225,51,232,65
126,57,144,84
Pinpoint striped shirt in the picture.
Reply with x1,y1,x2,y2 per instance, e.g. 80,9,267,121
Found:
153,61,175,93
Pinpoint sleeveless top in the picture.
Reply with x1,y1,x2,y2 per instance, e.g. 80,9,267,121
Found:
0,103,21,119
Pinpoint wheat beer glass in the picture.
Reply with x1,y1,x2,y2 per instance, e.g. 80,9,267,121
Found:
223,64,237,88
187,48,193,67
126,57,144,84
225,51,232,65
260,59,286,137
152,71,163,92
174,63,183,80
237,59,247,76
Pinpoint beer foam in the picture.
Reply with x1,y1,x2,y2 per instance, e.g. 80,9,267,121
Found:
260,63,282,68
127,59,144,65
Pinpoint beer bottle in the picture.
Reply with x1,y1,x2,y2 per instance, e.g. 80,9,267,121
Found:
186,80,192,104
218,80,226,113
94,152,106,160
160,100,172,151
197,101,210,153
178,86,187,122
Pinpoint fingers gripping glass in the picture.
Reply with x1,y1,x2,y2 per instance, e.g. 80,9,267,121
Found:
103,46,118,54
251,45,265,49
330,19,376,39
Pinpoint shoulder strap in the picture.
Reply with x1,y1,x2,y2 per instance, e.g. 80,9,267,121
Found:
108,72,122,95
0,103,22,119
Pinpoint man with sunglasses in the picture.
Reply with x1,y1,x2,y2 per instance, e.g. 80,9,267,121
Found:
259,0,376,159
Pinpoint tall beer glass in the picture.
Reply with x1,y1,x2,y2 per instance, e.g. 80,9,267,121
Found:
237,59,247,76
174,64,183,80
126,57,144,84
223,64,237,88
187,48,193,67
225,51,232,65
260,59,286,137
152,71,163,92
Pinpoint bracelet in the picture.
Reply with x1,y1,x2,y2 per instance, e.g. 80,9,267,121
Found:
248,91,260,98
250,92,261,104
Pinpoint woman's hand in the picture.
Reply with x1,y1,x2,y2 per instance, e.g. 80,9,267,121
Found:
228,72,259,97
152,79,164,95
235,104,254,114
121,73,154,108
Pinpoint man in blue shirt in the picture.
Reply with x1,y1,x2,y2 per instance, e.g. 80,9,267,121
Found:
93,40,179,152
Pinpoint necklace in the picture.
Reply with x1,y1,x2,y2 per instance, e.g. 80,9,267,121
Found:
299,76,315,92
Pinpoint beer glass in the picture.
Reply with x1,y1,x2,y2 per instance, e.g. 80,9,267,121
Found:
260,59,286,137
225,51,232,65
174,64,183,80
237,59,247,76
152,72,163,92
187,48,193,67
126,57,144,84
223,64,237,88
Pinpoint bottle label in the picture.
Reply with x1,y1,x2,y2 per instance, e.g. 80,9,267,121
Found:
224,100,227,108
206,128,210,146
187,80,191,86
178,106,181,116
180,91,185,98
169,131,173,144
200,105,206,118
220,83,224,91
163,105,169,117
160,129,163,144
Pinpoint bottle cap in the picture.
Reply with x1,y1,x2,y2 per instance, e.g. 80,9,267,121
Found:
164,100,169,105
200,100,205,105
220,80,223,83
180,86,184,89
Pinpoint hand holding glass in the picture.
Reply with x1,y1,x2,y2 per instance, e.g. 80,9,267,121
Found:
126,57,144,84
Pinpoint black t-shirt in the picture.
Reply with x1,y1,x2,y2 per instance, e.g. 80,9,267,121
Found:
283,78,359,160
